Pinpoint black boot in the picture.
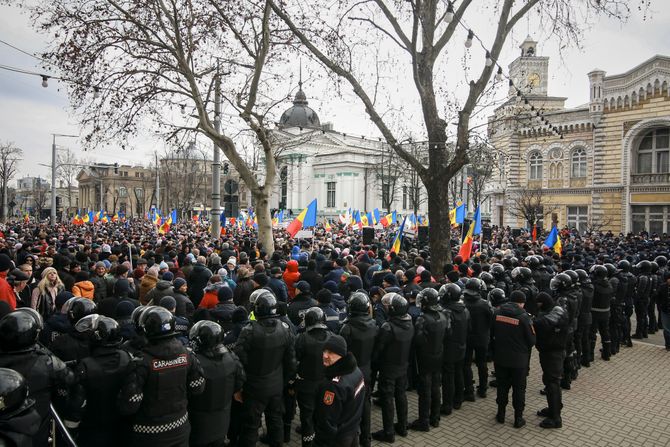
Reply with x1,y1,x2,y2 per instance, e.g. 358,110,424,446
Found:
371,430,395,443
284,424,292,443
513,415,526,428
408,419,430,432
601,342,611,361
496,406,505,424
539,417,562,429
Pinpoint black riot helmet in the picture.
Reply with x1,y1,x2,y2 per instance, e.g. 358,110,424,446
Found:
254,290,278,319
386,293,409,317
416,288,440,311
465,278,481,291
189,320,224,352
490,263,505,277
603,264,617,278
0,310,41,352
347,290,371,316
590,264,608,279
518,267,533,282
575,269,589,283
525,256,541,269
654,255,667,267
488,288,507,307
0,368,30,416
617,260,631,273
439,283,462,303
564,270,579,285
479,272,494,286
131,305,152,332
304,306,327,330
75,314,122,347
550,273,572,292
637,260,651,274
67,297,97,325
139,306,175,340
650,261,659,274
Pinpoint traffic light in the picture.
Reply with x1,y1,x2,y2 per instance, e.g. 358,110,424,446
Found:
114,163,119,174
223,162,229,174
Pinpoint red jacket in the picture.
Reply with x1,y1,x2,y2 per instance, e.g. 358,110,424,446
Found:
283,260,301,299
0,272,16,310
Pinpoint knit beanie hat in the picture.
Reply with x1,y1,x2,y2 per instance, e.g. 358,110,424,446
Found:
323,334,347,357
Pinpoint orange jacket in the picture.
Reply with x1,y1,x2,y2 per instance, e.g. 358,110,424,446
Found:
72,281,95,299
283,260,301,299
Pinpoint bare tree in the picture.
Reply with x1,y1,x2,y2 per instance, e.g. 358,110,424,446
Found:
160,142,209,217
584,215,613,235
30,0,298,253
56,148,79,216
32,179,49,219
269,0,644,273
0,142,22,222
507,189,557,229
375,144,403,214
467,142,497,207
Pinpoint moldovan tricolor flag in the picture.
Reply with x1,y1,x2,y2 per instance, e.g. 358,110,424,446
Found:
458,220,475,262
389,217,407,254
286,199,317,238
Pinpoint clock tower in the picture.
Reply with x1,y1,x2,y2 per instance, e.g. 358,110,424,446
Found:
508,36,549,98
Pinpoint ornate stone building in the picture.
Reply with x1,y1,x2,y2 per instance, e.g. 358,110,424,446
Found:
488,37,670,234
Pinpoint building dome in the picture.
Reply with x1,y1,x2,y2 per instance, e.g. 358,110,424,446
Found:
279,82,321,128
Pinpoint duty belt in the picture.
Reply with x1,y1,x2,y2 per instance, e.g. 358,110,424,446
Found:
591,307,610,313
133,412,188,434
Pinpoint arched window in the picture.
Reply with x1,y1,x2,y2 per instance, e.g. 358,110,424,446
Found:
571,148,587,178
529,152,543,180
636,128,670,174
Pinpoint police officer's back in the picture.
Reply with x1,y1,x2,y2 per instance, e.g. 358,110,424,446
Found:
234,290,297,446
0,308,74,445
462,278,494,399
188,320,245,447
69,314,134,446
50,297,97,362
118,306,205,447
439,283,469,415
339,291,377,447
0,368,41,447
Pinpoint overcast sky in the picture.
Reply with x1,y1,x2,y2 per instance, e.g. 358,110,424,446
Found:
1,2,668,184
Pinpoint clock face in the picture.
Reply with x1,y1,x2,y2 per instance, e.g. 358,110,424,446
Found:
528,73,541,88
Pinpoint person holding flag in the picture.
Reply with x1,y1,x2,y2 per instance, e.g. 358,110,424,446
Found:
457,207,480,262
389,217,407,255
543,226,562,256
286,199,317,238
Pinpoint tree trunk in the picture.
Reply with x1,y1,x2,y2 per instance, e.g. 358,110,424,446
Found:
253,188,274,257
426,177,452,278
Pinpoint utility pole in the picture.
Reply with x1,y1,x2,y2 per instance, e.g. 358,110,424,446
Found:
154,151,160,211
51,133,78,225
210,63,222,238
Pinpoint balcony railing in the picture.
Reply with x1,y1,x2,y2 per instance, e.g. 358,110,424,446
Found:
631,172,670,184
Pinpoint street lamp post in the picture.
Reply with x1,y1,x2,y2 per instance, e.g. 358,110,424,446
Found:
51,133,78,225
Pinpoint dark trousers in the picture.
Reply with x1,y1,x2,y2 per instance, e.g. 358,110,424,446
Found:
634,299,649,337
441,359,464,410
359,372,372,446
539,350,564,420
296,380,319,446
590,311,611,360
416,369,441,425
575,322,591,363
463,344,488,395
227,399,243,446
609,306,625,353
239,393,284,447
494,365,528,416
623,305,634,342
283,385,296,435
561,332,575,386
316,431,360,447
648,296,658,332
378,374,408,435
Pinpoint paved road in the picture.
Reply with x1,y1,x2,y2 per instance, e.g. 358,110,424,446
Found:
279,334,670,447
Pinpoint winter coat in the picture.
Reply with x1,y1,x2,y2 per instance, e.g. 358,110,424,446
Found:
187,263,212,307
283,260,301,299
72,281,95,300
138,275,159,305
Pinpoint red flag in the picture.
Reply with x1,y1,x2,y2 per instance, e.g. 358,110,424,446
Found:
532,225,537,242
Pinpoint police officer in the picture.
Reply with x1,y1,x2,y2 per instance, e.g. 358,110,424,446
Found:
533,293,569,429
439,283,469,416
649,261,661,334
339,291,378,447
606,263,626,356
50,297,98,362
69,314,134,446
590,265,614,361
0,308,74,445
0,368,41,446
557,271,580,389
574,269,594,367
234,290,297,447
314,334,366,447
490,264,510,297
293,307,331,447
462,278,493,401
619,260,636,347
492,290,535,428
188,320,245,447
118,306,205,447
372,293,414,443
632,260,652,339
409,288,448,432
512,267,539,317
